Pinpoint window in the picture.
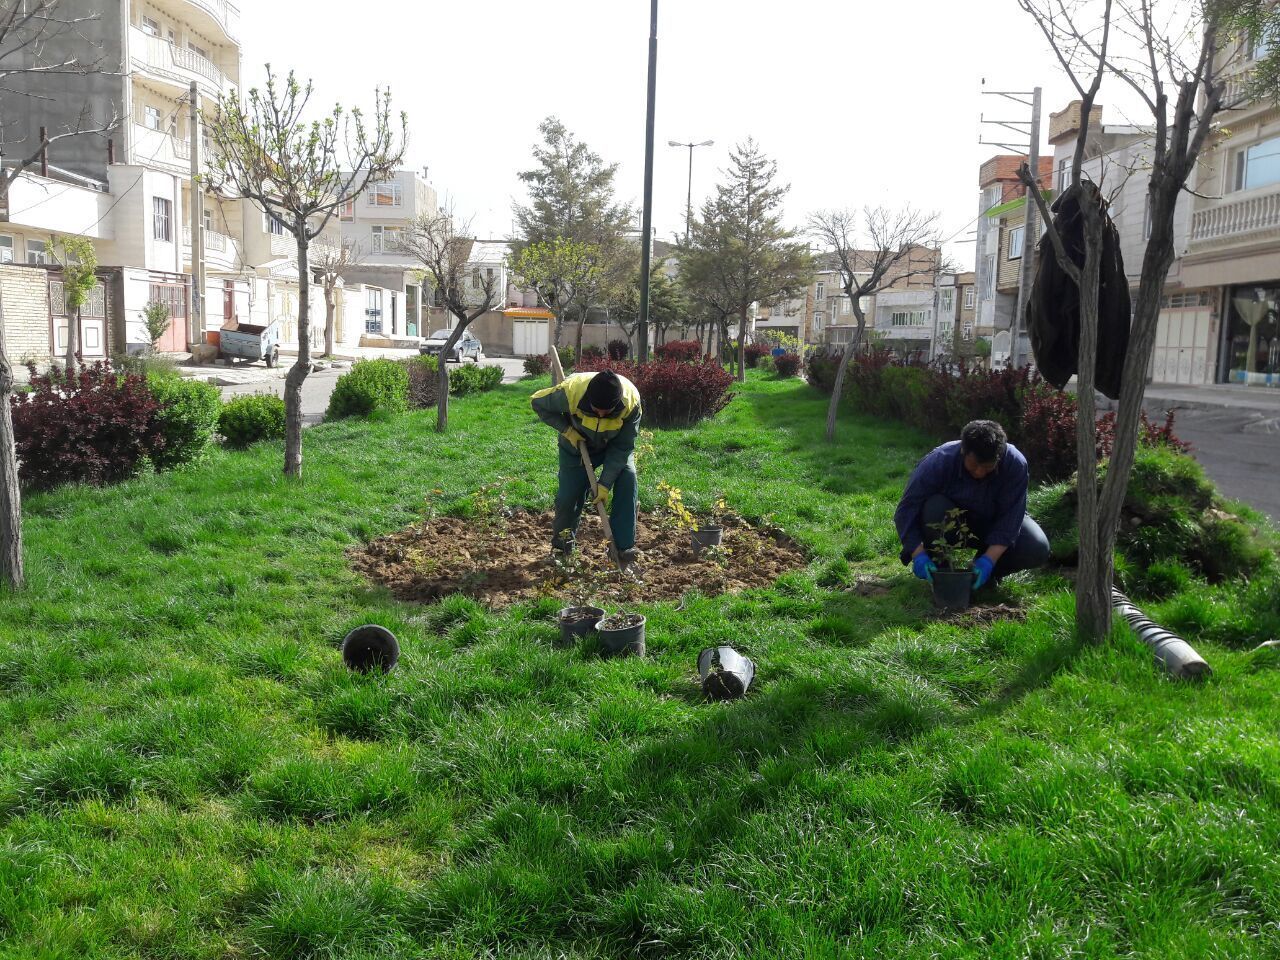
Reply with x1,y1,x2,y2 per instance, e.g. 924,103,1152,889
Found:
153,197,172,241
267,213,286,236
940,288,954,313
365,288,383,333
815,280,825,301
367,181,402,207
370,225,402,253
771,302,782,317
813,312,824,329
983,185,1004,214
471,267,480,290
963,286,975,309
963,321,974,341
141,15,160,36
1008,225,1026,260
1232,136,1280,192
1250,32,1274,61
338,198,354,222
144,105,163,130
0,235,12,263
187,41,210,60
1057,158,1070,193
26,238,47,265
982,256,995,298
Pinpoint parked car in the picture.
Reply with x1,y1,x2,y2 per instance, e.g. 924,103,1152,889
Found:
420,329,483,363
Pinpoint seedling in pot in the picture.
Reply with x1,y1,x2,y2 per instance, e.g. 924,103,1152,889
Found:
691,494,729,556
930,508,978,611
596,610,646,657
553,529,606,645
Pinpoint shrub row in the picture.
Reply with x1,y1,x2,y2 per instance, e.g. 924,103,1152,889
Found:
325,358,409,420
654,339,703,363
806,348,1186,483
219,394,286,448
576,356,733,427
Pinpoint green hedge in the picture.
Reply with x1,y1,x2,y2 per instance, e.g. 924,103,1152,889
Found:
326,359,409,420
219,394,286,448
449,363,503,396
147,374,222,470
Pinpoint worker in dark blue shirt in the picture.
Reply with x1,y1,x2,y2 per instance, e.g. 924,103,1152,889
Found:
894,420,1051,590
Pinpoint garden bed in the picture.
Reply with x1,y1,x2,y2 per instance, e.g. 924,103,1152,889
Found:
350,509,808,607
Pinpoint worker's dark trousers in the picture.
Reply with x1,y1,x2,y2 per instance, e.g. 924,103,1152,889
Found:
553,446,638,551
920,494,1051,580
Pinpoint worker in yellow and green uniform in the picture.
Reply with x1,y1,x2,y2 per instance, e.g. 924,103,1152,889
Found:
531,369,643,562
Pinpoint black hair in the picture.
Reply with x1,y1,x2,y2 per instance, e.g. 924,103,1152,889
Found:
960,419,1007,464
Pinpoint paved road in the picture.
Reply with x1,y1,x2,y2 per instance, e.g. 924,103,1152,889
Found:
1157,406,1280,521
217,356,527,426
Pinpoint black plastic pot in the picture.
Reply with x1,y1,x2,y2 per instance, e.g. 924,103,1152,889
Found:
698,645,755,700
931,569,973,611
596,613,646,657
342,624,400,673
558,606,605,647
691,526,723,556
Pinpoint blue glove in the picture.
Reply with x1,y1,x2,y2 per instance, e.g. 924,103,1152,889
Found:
973,555,995,589
912,553,937,582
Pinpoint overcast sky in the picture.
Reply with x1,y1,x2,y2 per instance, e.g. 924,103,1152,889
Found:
241,0,1116,265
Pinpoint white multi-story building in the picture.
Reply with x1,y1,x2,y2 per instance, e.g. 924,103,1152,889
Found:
337,168,438,341
0,0,357,363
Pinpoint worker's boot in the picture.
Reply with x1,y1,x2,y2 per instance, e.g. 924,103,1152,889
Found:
618,548,639,567
551,531,576,561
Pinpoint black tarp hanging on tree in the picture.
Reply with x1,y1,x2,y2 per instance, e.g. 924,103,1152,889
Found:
1025,182,1130,400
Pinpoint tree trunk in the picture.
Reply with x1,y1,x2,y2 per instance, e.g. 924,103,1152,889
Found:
574,310,585,361
65,306,81,375
1073,184,1110,641
435,311,470,433
0,289,24,591
737,306,748,383
283,231,311,479
323,285,336,358
824,305,867,442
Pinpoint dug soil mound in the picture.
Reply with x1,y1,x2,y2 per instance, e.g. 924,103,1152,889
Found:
350,510,808,608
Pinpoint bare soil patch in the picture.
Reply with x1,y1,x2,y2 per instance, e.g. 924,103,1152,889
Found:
350,510,808,609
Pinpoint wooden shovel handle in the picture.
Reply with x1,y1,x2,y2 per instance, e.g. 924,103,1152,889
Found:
577,441,621,569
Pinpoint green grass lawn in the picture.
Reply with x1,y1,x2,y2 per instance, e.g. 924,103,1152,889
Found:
2,374,1278,959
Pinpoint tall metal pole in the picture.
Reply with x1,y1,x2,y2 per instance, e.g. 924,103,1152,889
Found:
637,0,658,363
1012,85,1042,369
189,81,206,353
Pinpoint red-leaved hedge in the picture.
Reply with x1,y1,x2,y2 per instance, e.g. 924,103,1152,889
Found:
654,339,703,363
607,338,630,360
804,347,1186,482
13,362,166,489
577,356,733,427
745,343,770,368
774,353,802,377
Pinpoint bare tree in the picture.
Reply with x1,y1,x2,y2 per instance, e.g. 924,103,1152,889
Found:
1014,0,1279,640
809,207,943,441
0,0,120,204
400,207,501,432
312,236,362,358
206,68,405,479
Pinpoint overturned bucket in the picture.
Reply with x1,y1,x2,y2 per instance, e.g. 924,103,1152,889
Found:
698,645,755,700
342,624,400,674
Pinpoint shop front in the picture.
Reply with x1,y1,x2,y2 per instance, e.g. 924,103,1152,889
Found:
1224,283,1280,387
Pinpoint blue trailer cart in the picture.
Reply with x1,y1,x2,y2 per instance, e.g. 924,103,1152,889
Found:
219,319,281,368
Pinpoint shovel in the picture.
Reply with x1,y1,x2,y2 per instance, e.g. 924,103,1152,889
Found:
577,440,625,570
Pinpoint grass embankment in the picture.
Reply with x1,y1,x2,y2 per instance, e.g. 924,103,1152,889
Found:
1,374,1278,958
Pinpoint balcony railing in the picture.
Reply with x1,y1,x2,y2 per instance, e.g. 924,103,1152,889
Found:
1190,188,1280,243
183,224,229,253
133,30,229,92
185,0,240,40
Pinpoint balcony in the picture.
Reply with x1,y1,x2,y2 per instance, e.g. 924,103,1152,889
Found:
183,224,239,271
130,121,190,174
130,28,232,95
1190,187,1280,246
169,0,240,42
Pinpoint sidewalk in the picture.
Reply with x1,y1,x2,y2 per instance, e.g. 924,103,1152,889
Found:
175,343,421,387
1139,383,1280,414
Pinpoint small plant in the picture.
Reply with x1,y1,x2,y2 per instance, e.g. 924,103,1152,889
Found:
656,481,695,531
142,301,172,352
558,345,575,371
581,344,605,361
634,429,656,466
404,355,439,409
701,542,731,568
607,338,630,361
471,477,513,530
523,354,551,377
448,363,503,396
326,358,409,419
219,393,286,448
931,508,977,573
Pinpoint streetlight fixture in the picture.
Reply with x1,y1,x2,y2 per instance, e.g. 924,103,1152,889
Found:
669,139,714,243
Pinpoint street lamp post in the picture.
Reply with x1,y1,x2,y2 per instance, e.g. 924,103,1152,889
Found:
668,139,714,244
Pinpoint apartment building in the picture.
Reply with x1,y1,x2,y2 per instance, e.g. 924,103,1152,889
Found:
974,154,1053,365
1177,36,1280,388
338,168,438,342
0,0,360,364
